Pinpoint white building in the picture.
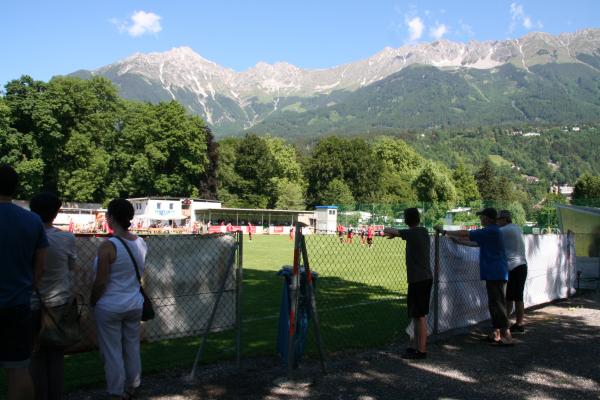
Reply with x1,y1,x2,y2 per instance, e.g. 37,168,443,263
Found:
315,206,338,233
128,197,222,228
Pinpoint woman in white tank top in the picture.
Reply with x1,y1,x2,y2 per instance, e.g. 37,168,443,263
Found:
91,199,147,400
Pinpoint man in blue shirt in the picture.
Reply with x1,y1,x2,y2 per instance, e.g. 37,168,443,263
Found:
436,207,513,345
0,164,48,400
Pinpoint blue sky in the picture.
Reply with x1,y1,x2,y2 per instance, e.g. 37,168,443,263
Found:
1,1,598,84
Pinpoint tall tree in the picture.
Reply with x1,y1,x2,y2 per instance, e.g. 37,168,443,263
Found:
452,161,481,205
305,136,382,207
234,134,276,208
476,158,499,203
320,178,355,208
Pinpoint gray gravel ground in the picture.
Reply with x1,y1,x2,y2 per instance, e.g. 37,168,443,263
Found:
69,291,600,399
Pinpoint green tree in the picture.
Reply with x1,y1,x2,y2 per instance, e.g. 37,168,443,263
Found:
452,161,480,205
534,194,567,228
413,163,457,204
572,174,600,206
305,136,382,206
475,158,498,203
0,98,44,197
321,178,355,208
234,134,276,208
274,178,306,210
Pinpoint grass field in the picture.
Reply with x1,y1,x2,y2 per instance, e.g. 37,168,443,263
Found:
0,234,410,396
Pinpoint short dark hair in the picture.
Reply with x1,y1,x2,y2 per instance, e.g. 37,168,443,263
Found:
29,192,62,224
476,207,497,220
404,208,420,226
107,198,134,230
0,164,18,197
498,210,513,223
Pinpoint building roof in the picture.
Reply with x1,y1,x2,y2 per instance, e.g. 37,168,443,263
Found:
556,205,600,234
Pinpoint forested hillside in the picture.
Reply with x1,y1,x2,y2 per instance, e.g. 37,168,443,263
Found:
250,62,600,138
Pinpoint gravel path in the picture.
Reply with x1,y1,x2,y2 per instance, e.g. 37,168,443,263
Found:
69,291,600,399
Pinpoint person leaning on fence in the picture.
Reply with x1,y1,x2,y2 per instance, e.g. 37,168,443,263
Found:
384,208,432,359
497,210,528,334
90,199,148,400
29,192,77,400
0,164,48,400
436,207,514,346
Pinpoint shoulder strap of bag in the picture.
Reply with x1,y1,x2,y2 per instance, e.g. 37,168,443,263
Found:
113,236,142,284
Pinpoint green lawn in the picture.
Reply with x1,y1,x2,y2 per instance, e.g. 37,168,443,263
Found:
1,234,409,396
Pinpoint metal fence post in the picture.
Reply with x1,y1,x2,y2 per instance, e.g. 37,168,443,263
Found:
236,230,243,369
433,232,440,336
287,222,302,376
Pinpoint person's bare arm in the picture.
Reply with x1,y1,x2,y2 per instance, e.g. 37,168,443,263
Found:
434,225,470,240
32,247,47,289
383,227,399,239
90,241,115,306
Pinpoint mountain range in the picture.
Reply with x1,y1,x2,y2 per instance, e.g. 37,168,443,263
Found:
71,29,600,137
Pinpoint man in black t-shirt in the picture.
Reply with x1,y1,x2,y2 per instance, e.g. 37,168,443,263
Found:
384,208,432,359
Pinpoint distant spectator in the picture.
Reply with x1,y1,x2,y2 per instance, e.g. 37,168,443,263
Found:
289,225,295,241
29,192,76,400
91,199,147,399
0,164,48,400
384,208,432,359
247,222,253,241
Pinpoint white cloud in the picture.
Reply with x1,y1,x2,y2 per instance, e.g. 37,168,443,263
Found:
406,16,424,41
430,23,448,40
111,10,162,37
128,11,162,37
509,2,541,33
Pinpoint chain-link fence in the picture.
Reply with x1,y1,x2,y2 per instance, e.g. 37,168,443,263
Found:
303,232,409,351
69,232,241,353
302,231,576,352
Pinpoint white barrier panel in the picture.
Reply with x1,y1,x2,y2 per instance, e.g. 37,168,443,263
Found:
71,234,238,351
412,234,576,337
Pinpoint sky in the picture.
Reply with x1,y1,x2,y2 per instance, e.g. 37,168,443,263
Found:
1,1,598,84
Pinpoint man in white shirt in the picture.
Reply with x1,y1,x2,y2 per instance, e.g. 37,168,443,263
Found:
497,210,528,334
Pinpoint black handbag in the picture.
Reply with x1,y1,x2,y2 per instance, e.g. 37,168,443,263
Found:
114,236,155,321
36,290,81,347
